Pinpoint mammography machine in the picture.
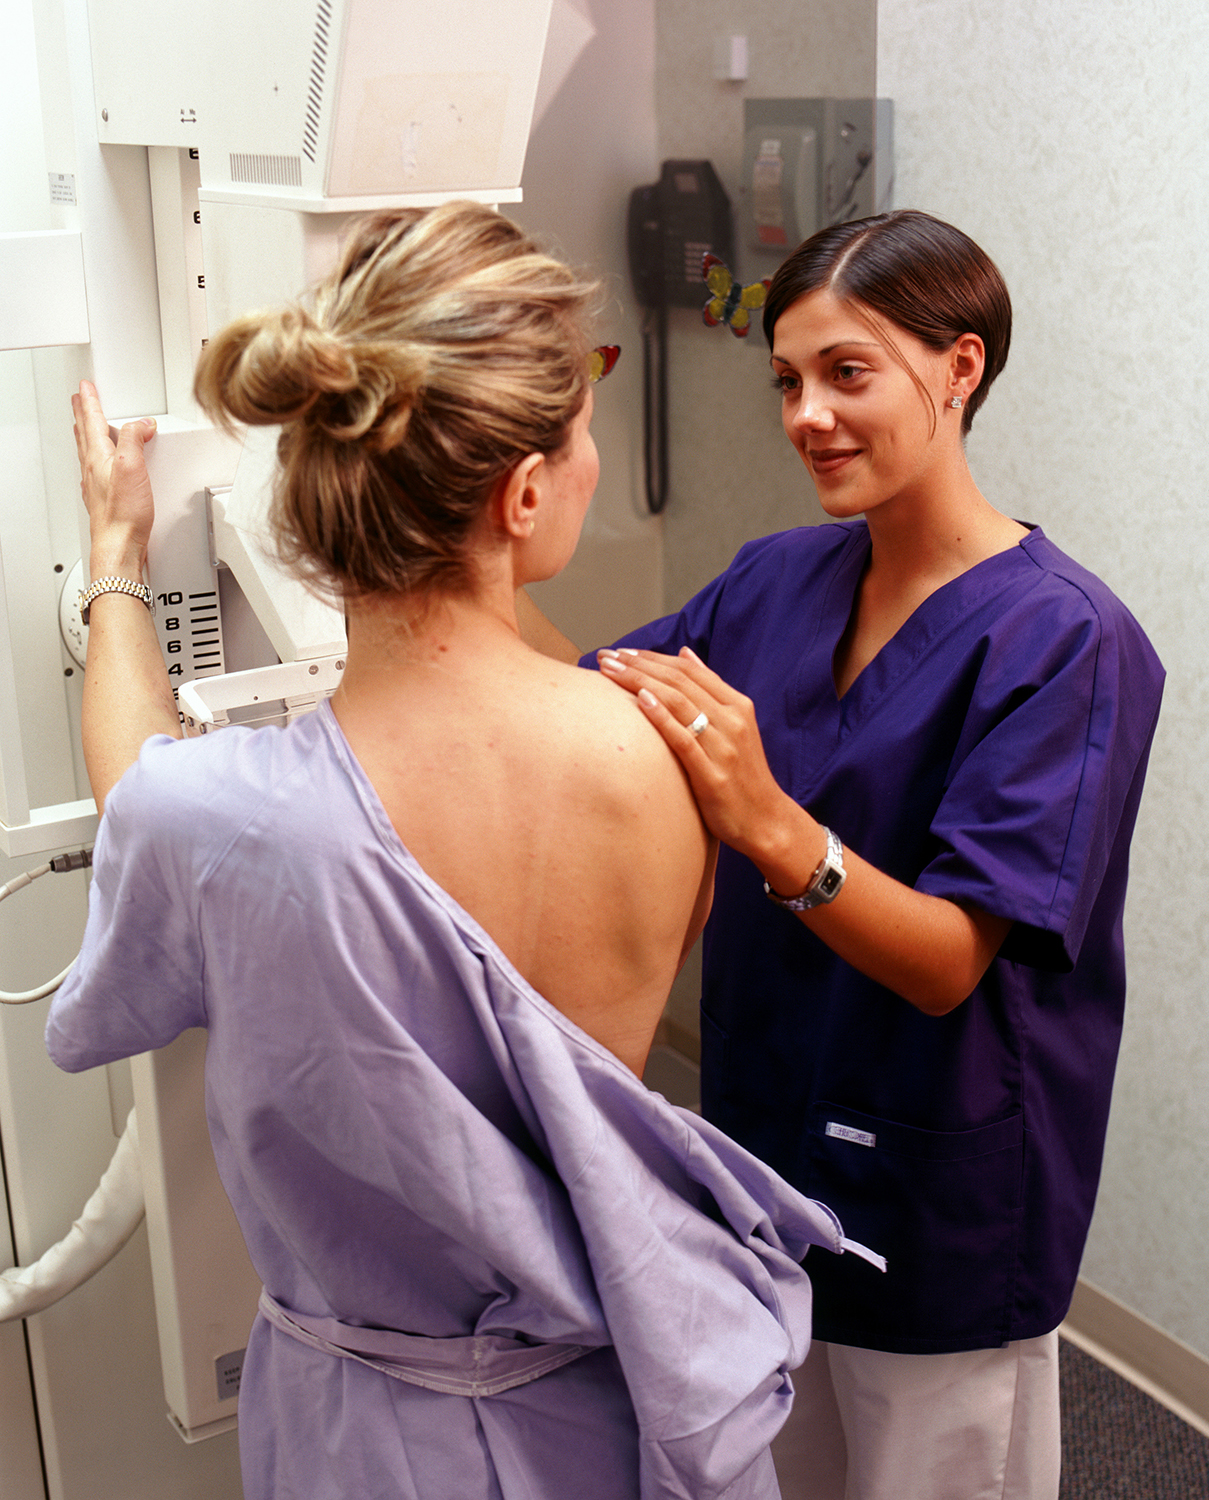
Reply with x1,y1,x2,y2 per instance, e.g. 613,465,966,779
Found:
0,2,585,1493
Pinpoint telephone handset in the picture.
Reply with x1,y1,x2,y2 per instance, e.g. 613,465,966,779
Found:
627,161,733,513
627,159,733,308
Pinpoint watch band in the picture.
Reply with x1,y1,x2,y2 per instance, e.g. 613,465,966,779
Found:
764,827,847,911
78,576,154,625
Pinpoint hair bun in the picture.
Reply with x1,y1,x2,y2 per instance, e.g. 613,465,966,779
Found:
194,306,350,428
307,339,430,452
194,201,598,601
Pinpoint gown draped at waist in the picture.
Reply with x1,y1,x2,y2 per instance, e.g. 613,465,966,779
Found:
258,1290,595,1398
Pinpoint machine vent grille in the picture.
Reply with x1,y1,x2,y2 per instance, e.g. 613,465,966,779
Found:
229,153,304,188
303,0,333,163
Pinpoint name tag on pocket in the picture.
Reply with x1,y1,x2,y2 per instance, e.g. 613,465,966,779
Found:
826,1121,876,1147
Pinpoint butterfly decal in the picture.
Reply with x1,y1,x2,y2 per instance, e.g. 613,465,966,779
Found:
701,255,769,338
588,344,621,383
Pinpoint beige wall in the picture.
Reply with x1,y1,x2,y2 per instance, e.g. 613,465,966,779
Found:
515,0,665,650
878,0,1209,1358
654,0,877,608
651,0,876,1049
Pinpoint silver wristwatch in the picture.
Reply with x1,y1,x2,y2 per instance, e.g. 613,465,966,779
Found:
764,827,847,911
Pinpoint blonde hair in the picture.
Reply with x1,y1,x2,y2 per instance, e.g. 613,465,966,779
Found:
195,201,598,597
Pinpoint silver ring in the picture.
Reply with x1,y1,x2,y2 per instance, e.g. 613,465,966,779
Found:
687,711,709,737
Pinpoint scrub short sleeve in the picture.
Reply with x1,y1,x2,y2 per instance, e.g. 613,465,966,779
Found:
919,591,1163,972
46,736,209,1071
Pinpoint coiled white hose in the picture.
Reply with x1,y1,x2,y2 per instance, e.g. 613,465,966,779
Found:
0,1108,144,1320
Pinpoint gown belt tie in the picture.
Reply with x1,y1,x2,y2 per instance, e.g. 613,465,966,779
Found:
258,1289,597,1398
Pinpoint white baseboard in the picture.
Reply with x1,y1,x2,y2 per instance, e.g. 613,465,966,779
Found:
1059,1278,1209,1438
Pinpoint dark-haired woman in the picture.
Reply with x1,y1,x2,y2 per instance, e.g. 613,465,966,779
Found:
568,212,1165,1498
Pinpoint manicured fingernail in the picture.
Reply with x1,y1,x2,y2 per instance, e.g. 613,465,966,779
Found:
600,654,625,674
680,646,702,664
618,647,640,657
638,688,658,708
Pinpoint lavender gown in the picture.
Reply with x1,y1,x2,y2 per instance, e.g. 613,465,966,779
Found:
47,704,875,1500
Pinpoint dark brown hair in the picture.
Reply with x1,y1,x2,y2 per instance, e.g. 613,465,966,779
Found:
195,201,598,599
762,210,1011,434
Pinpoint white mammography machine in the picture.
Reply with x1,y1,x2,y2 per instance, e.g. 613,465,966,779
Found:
0,1,591,1492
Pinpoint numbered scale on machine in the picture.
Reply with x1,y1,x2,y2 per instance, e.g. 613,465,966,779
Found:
62,493,230,717
154,583,225,695
112,416,241,713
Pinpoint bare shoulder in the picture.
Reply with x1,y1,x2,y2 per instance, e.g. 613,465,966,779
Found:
531,656,696,796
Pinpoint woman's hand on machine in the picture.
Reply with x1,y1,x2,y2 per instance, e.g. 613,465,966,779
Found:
71,380,157,570
597,646,799,857
72,382,180,812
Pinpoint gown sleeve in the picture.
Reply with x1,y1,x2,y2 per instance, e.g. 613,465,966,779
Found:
46,736,210,1070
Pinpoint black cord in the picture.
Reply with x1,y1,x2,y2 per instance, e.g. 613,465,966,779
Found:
641,303,670,514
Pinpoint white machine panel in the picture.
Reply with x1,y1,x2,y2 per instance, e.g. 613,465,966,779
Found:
132,1033,262,1442
0,231,89,350
89,0,554,210
119,417,244,692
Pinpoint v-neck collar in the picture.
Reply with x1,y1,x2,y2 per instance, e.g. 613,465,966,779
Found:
792,522,1040,740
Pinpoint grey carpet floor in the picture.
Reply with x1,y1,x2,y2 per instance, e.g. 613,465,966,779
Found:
1059,1338,1209,1498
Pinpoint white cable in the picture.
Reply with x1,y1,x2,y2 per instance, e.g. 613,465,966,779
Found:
0,851,89,1004
0,1108,145,1321
0,960,75,1005
0,863,51,899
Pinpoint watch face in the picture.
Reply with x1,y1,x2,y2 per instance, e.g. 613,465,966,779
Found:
818,867,845,900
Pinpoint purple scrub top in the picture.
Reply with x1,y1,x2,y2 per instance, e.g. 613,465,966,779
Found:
601,521,1164,1354
46,703,877,1498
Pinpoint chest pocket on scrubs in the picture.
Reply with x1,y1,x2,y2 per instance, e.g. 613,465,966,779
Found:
803,1103,1025,1352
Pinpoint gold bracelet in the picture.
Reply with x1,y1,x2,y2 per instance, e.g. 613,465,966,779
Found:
78,576,155,626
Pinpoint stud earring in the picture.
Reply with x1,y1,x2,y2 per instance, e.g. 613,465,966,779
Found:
949,396,963,410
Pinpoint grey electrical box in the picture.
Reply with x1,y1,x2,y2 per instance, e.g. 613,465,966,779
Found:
740,98,893,276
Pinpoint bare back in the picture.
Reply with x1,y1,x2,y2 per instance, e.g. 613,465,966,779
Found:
333,618,712,1076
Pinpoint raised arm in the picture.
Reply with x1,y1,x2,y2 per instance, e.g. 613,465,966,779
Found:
72,382,180,812
598,646,1010,1016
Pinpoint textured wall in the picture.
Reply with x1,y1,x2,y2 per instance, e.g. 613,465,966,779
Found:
878,0,1209,1356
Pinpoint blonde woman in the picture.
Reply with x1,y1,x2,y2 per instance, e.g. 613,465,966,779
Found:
48,204,868,1500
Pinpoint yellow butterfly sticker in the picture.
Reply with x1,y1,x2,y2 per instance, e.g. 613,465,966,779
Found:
702,255,769,338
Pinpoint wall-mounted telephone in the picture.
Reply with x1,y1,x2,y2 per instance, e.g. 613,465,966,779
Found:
627,161,733,513
627,159,733,309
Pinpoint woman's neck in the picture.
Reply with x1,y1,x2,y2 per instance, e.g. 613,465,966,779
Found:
335,577,529,702
862,460,1026,595
831,460,1028,699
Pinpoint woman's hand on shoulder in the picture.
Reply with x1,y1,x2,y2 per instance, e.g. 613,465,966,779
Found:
72,380,157,571
597,645,798,858
597,644,1011,1015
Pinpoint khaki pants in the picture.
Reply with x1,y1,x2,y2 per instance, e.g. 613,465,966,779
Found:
772,1330,1061,1500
